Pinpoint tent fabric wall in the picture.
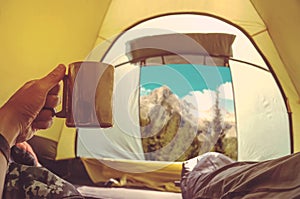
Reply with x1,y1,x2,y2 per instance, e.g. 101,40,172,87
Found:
230,61,290,160
79,0,300,187
77,64,144,160
92,0,300,152
122,31,290,161
250,0,300,152
251,32,300,152
81,158,182,192
252,0,300,98
0,0,111,160
93,0,264,46
0,0,299,193
0,0,299,164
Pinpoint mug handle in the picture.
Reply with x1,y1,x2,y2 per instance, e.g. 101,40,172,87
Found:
55,75,68,118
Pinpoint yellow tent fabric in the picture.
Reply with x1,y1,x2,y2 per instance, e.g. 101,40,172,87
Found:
0,0,299,191
81,158,182,192
93,0,300,152
0,0,111,159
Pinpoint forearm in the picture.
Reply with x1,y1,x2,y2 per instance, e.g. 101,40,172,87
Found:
0,108,18,199
0,65,65,198
0,134,11,199
0,153,8,199
0,107,20,147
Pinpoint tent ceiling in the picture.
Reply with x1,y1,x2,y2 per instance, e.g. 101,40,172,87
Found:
95,0,264,42
95,0,300,100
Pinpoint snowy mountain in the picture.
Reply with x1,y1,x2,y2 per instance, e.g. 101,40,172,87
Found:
139,85,237,161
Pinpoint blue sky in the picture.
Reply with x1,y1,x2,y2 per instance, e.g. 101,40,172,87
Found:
140,64,235,113
140,64,232,97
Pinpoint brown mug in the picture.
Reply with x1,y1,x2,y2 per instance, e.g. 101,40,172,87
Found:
56,61,114,128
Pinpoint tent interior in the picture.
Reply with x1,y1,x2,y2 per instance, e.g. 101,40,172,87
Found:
1,0,300,198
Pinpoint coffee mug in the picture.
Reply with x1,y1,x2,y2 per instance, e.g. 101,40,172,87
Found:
56,61,114,128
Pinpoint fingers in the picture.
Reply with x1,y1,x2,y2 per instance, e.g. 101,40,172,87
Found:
48,84,60,95
32,109,54,130
39,64,66,92
32,120,53,130
31,76,62,131
35,109,54,121
44,95,60,108
4,65,66,144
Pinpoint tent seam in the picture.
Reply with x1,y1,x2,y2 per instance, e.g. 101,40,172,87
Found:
92,0,114,48
251,28,267,37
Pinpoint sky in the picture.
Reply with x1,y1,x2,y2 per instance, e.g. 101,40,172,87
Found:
140,64,235,113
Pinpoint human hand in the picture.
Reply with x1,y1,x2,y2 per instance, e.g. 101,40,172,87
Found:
0,64,66,146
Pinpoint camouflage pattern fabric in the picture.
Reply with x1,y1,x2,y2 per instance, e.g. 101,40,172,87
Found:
3,162,84,199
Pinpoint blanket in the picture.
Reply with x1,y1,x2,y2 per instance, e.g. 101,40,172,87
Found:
181,152,300,199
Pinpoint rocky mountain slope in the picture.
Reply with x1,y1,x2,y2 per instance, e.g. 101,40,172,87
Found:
140,85,237,161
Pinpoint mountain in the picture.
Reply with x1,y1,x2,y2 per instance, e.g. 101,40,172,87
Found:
139,85,237,161
140,85,197,130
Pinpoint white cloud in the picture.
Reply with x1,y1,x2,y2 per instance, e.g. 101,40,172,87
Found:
140,87,152,96
183,82,235,114
217,82,234,100
183,89,216,111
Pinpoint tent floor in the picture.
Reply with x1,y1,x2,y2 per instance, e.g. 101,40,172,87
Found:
39,157,182,198
76,186,182,199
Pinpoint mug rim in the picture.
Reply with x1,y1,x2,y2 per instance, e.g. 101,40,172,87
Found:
69,61,113,67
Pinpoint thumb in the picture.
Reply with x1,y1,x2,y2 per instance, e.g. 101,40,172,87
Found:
39,64,66,92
